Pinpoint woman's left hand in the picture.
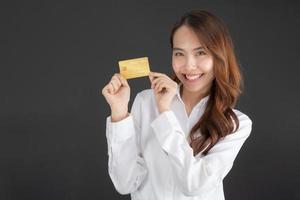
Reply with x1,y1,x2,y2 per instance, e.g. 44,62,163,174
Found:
149,71,178,113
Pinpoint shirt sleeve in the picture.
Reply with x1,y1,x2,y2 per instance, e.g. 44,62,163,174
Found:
150,110,252,196
106,93,148,195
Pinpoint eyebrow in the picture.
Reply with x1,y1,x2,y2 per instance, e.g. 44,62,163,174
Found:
172,47,204,51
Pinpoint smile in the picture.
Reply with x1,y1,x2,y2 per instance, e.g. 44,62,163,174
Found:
183,73,204,81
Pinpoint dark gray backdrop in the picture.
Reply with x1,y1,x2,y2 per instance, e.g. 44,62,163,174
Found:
1,0,299,199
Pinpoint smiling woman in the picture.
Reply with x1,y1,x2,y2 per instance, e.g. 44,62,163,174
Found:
171,25,214,111
169,10,245,156
102,10,252,200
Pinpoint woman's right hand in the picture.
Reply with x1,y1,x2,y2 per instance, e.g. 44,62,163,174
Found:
101,73,130,122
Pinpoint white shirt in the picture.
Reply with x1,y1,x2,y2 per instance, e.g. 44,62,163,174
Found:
105,83,252,200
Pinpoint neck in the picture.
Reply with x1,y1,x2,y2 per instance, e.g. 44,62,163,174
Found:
180,85,209,108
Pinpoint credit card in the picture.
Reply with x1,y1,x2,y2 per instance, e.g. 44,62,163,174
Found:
118,57,150,79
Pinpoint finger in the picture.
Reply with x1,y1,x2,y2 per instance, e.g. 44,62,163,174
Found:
154,81,162,92
113,74,123,87
157,81,168,92
117,73,129,87
149,72,158,83
149,71,169,79
149,74,154,83
151,77,167,89
150,74,170,87
150,76,156,88
102,85,110,95
151,76,162,86
110,81,119,93
151,77,159,89
112,75,122,87
107,83,114,94
154,78,165,91
157,78,173,92
111,75,122,90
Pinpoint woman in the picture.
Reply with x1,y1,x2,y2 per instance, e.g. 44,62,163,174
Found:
102,10,252,200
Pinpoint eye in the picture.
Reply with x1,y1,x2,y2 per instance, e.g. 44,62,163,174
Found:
174,52,184,56
196,51,206,56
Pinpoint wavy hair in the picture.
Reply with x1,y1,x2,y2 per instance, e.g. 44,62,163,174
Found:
170,10,243,156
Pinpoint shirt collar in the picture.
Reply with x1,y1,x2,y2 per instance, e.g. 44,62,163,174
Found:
175,82,210,110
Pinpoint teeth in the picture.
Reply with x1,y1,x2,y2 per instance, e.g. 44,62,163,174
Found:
185,74,202,80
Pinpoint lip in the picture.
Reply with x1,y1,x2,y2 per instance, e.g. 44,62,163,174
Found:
182,73,204,83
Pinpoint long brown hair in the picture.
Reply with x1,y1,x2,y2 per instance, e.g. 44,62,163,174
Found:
170,10,243,156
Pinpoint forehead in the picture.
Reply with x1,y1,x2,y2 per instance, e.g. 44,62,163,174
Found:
173,25,203,49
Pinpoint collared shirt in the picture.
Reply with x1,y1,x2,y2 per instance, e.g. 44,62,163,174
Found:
105,83,252,200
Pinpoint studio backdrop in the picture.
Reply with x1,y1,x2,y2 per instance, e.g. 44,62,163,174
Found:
0,0,299,200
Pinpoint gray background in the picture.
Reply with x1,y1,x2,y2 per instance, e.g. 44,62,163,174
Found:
1,0,299,199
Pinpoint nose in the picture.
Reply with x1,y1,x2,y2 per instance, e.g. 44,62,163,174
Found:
185,55,197,70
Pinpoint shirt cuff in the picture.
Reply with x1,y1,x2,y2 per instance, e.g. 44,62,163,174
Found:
150,110,185,150
106,114,135,143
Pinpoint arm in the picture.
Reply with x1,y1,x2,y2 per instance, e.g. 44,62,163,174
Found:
106,93,148,194
150,110,252,196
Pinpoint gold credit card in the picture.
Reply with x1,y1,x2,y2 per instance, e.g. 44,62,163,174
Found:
118,57,150,79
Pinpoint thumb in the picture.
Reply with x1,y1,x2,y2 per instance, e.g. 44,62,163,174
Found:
119,74,129,87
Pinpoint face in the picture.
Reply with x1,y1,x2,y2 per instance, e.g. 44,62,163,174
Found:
172,25,215,95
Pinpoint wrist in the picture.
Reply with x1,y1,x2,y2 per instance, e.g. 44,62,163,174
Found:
158,107,170,114
110,106,129,122
111,112,129,122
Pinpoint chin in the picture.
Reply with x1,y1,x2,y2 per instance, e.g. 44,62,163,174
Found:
183,85,204,93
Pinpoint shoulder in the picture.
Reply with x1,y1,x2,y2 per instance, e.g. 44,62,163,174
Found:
232,108,252,125
231,108,253,137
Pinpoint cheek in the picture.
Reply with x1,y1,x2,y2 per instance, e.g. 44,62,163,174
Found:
197,57,213,73
172,58,184,72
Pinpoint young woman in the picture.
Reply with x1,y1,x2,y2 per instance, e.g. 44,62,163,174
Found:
102,10,252,200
